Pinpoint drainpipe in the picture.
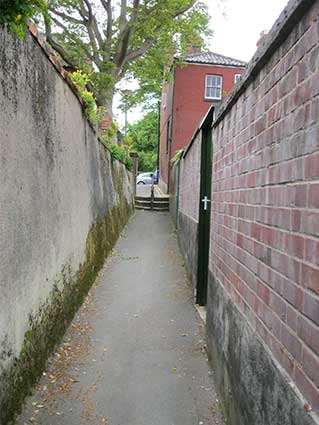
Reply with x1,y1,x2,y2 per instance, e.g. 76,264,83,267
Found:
157,101,160,170
167,67,176,194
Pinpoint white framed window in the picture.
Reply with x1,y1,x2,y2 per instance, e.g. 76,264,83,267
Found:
162,93,167,110
234,74,241,84
205,75,223,100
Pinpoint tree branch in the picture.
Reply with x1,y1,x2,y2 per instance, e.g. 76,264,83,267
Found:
144,0,195,23
82,0,93,15
121,0,196,67
172,0,196,19
119,0,127,33
44,14,78,69
82,0,104,51
75,0,103,66
50,16,94,62
130,0,140,24
114,0,142,69
48,7,85,26
100,0,112,46
91,15,104,50
123,38,154,65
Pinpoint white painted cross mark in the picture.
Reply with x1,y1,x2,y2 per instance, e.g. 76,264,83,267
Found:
201,196,211,211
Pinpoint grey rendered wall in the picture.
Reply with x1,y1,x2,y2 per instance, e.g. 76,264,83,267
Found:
0,27,134,423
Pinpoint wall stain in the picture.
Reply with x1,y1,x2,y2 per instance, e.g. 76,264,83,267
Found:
0,199,133,425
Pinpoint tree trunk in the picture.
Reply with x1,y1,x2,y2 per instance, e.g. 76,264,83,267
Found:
98,94,114,135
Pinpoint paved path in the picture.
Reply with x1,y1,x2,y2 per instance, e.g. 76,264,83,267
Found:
17,211,224,425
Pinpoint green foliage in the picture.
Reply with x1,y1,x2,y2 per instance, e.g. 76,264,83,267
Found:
24,0,212,110
127,109,159,171
100,123,132,170
102,121,119,144
70,71,106,124
126,1,211,106
172,149,184,163
69,69,90,91
107,144,133,171
2,0,212,110
0,0,47,38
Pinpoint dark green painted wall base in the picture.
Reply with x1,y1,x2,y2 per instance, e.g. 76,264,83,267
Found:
0,200,133,425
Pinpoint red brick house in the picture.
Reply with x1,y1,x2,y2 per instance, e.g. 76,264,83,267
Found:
159,49,246,192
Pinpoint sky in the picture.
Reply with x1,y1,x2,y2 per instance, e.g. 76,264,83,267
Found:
206,0,289,62
114,0,289,127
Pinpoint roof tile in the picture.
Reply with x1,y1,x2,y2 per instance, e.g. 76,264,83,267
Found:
184,51,246,67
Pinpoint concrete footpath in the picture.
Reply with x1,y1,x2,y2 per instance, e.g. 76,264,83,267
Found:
17,211,224,425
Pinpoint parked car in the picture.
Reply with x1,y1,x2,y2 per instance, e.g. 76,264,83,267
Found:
137,172,154,185
152,169,159,184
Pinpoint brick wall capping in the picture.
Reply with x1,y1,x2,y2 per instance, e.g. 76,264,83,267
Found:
182,106,215,159
212,0,317,128
26,21,130,168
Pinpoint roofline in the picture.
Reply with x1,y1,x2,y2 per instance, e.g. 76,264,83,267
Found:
184,60,246,68
180,61,246,69
173,54,247,67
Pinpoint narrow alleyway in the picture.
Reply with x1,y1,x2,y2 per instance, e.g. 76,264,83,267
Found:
17,211,224,425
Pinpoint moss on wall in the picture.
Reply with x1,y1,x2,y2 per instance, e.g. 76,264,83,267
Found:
0,197,133,425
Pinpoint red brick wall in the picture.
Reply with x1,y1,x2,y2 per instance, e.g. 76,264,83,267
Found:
159,63,245,188
211,1,319,411
159,80,175,190
172,64,244,157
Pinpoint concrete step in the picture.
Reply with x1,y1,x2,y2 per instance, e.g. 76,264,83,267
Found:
135,202,151,208
135,206,169,211
135,199,169,205
135,205,152,210
135,196,169,202
135,199,169,211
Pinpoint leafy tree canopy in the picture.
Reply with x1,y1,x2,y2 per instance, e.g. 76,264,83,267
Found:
127,108,159,171
34,0,211,111
0,0,47,37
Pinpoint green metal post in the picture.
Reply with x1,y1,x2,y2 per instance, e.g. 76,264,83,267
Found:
176,159,181,228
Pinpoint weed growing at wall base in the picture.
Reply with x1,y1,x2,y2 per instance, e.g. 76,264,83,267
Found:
0,199,133,425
